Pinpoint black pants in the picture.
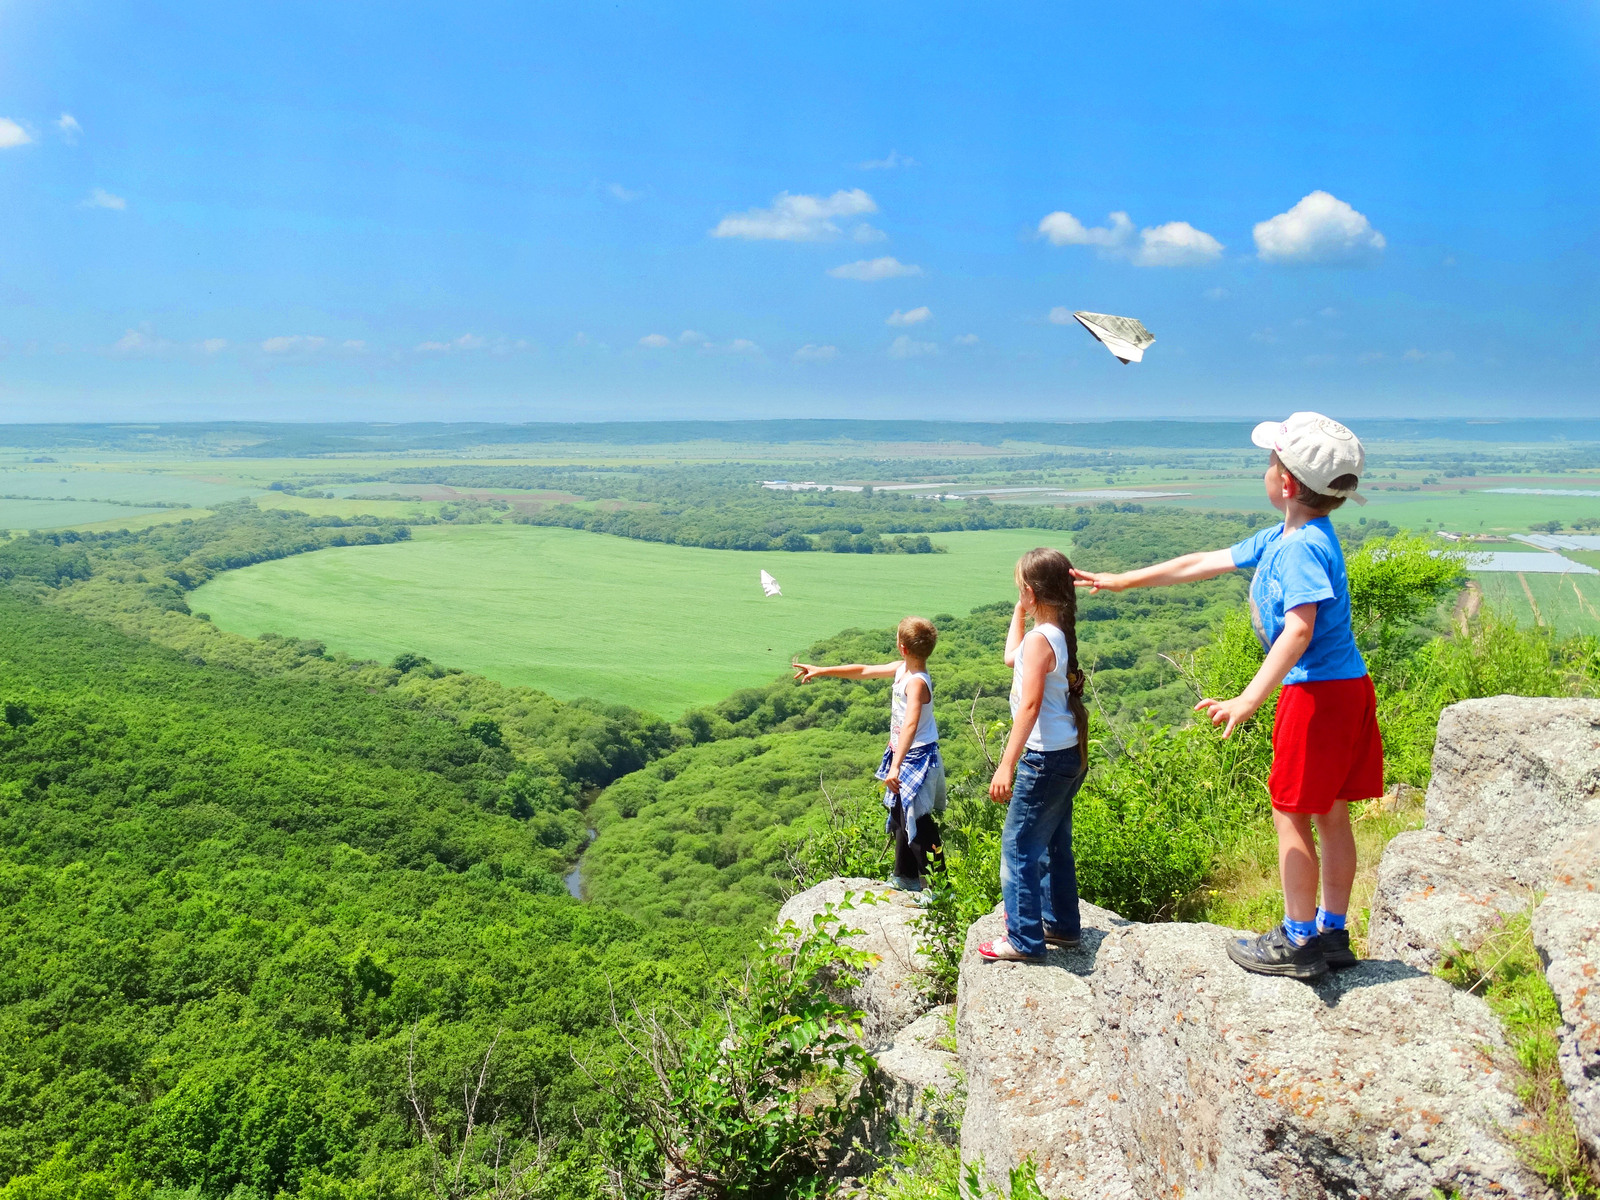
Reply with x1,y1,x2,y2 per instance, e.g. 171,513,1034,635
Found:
891,800,945,883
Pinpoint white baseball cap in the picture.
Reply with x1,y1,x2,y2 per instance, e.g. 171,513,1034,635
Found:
1250,412,1367,506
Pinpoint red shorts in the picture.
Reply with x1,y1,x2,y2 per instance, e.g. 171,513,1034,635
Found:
1269,675,1384,815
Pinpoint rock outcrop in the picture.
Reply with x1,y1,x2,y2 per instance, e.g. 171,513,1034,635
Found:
1368,697,1600,969
874,1005,959,1139
785,695,1600,1196
1095,921,1541,1200
1363,696,1600,1159
777,876,935,1049
957,904,1135,1200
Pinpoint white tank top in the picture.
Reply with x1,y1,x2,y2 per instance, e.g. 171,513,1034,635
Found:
891,663,938,748
1010,622,1077,752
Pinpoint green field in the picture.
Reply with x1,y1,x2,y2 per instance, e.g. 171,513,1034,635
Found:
1473,570,1600,638
194,525,1066,714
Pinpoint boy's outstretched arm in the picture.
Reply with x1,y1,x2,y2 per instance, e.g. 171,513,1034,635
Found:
793,661,899,683
1196,603,1316,738
1072,548,1236,593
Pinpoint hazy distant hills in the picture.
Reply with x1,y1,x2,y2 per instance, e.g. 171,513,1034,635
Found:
2,418,1599,457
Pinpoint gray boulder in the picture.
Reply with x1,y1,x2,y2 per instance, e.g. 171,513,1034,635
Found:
777,878,933,1049
874,1005,960,1141
1092,920,1553,1200
1533,890,1600,1158
1548,825,1600,894
956,903,1137,1200
1366,830,1531,971
1425,697,1600,886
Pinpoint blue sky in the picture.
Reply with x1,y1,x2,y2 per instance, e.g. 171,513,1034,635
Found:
2,1,1598,424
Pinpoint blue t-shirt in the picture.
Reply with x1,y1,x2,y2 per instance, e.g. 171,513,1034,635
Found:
1229,517,1367,686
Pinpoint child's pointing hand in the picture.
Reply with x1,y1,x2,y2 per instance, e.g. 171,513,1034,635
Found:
1195,694,1260,739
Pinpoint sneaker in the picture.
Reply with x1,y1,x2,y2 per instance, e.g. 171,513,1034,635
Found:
977,936,1046,964
1317,928,1358,970
1002,912,1081,949
1224,925,1328,979
886,874,926,893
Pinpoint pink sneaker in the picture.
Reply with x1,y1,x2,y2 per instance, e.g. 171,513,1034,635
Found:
977,936,1045,964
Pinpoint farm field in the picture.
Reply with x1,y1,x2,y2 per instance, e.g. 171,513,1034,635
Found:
193,524,1065,714
1473,569,1600,638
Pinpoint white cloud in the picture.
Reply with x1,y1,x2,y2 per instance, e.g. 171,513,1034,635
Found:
638,333,672,348
679,330,708,345
416,333,485,352
1250,329,1279,345
712,189,877,241
852,223,887,243
1402,347,1455,364
793,343,838,362
887,306,931,327
889,334,937,359
199,338,228,354
113,330,154,354
1047,306,1075,325
1040,209,1222,266
1253,191,1385,264
262,335,326,353
572,332,606,350
1038,210,1133,249
860,150,916,170
56,113,81,142
828,256,922,281
1133,221,1223,266
607,183,642,202
724,338,761,355
952,333,980,346
342,339,367,352
0,119,31,149
84,188,126,210
1204,287,1231,301
1319,307,1340,318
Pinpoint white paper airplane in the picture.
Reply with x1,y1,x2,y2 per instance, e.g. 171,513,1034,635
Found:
760,570,782,597
1073,311,1156,364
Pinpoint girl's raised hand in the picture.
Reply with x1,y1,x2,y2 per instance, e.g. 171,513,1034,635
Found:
1071,567,1126,593
793,662,821,684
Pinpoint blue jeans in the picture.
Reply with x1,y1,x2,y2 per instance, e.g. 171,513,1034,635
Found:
1001,747,1085,958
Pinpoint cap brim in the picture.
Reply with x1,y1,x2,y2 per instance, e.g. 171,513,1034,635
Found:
1250,420,1283,450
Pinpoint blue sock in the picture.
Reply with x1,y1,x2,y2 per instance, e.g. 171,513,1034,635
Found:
1283,918,1317,947
1317,908,1346,933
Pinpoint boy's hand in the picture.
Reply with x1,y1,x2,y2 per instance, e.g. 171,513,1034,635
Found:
988,764,1013,803
1071,568,1129,593
884,774,901,795
1195,694,1261,739
793,662,821,684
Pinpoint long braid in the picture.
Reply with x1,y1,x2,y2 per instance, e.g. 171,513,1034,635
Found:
1017,547,1091,775
1060,570,1091,773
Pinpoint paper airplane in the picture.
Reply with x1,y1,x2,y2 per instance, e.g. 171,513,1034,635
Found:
1073,311,1156,364
760,570,782,597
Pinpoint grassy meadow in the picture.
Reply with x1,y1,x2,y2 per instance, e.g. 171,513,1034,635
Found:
193,524,1064,714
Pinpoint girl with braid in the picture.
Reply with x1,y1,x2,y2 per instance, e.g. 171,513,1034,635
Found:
978,548,1093,963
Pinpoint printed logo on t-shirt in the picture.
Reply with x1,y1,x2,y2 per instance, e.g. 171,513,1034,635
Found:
1249,574,1283,650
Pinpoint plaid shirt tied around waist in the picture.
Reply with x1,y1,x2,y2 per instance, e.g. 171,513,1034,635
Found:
877,741,942,839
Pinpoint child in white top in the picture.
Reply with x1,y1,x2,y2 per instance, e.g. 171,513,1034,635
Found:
979,548,1092,963
793,616,946,893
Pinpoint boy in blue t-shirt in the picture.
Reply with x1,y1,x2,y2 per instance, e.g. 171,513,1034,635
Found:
1072,412,1381,979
